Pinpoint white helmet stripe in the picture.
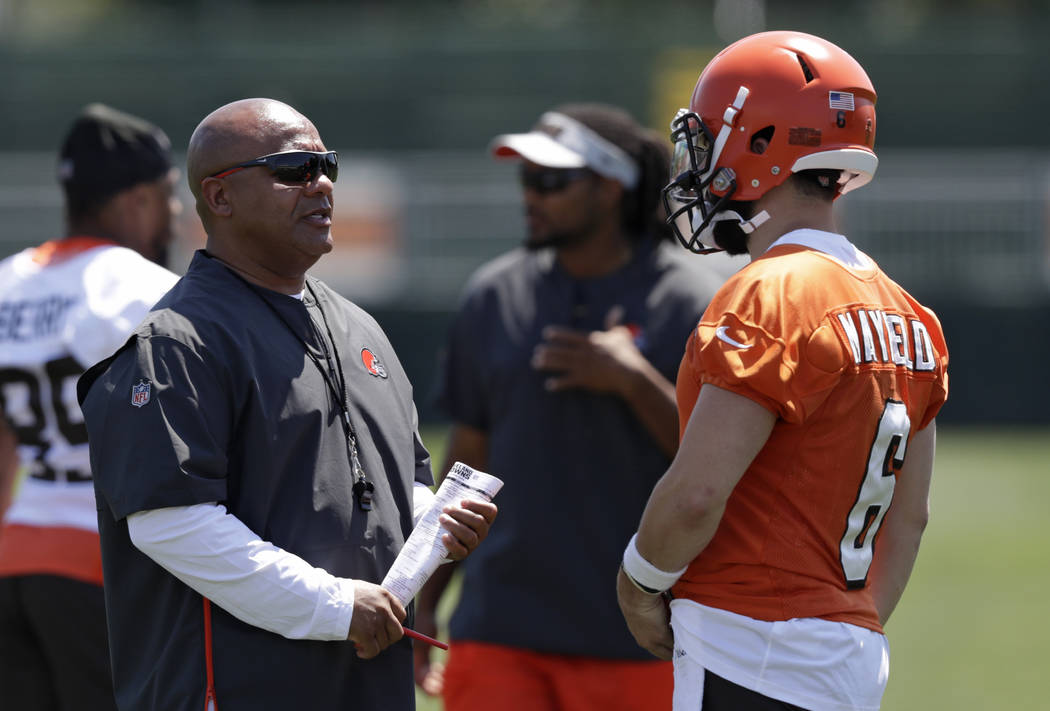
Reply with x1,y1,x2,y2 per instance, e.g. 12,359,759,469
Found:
701,85,750,183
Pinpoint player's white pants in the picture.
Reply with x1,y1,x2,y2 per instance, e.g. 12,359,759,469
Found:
670,599,889,711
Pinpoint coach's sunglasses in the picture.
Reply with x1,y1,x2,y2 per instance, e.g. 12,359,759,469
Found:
519,165,594,194
207,150,339,183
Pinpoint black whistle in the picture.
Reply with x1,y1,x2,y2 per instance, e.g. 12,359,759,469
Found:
353,479,375,511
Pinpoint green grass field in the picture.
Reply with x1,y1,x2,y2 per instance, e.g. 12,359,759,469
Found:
415,425,1050,710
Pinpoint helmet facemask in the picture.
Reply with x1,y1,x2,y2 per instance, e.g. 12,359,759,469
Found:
661,110,737,254
661,96,770,255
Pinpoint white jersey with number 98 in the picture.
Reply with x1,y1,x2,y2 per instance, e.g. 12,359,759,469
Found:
0,238,177,532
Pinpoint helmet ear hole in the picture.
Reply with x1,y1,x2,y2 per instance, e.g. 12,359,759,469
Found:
749,126,775,155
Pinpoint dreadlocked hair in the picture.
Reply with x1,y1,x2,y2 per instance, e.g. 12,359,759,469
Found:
555,103,673,243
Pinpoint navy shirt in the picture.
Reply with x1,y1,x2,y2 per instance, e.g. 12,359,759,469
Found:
79,251,432,711
439,240,723,659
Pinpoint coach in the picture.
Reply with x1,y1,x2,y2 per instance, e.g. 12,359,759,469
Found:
77,98,495,711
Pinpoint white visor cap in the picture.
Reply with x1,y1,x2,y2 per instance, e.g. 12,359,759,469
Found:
490,112,640,189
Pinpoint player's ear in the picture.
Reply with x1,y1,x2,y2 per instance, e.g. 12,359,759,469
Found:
124,182,152,208
199,177,233,219
96,186,142,235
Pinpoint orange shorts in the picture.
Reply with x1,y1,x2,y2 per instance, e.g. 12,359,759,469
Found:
443,641,673,711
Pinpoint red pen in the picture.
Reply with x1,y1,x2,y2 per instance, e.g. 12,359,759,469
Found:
403,627,449,650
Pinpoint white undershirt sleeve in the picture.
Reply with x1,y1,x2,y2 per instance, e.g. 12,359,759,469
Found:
413,480,436,526
127,502,355,641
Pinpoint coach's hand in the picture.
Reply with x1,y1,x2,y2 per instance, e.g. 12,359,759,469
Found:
348,581,406,659
439,499,497,562
616,567,674,660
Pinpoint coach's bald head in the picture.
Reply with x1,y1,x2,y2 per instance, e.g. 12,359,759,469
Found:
187,98,317,202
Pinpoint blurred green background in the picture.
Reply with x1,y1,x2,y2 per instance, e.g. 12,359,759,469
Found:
2,0,1048,708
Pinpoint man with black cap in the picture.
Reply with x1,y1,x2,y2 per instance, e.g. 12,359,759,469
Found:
413,104,731,711
0,103,180,709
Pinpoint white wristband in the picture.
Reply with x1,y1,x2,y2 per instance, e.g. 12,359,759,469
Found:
621,533,687,594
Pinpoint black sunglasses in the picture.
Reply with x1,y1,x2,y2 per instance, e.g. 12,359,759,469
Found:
519,165,593,194
207,150,339,183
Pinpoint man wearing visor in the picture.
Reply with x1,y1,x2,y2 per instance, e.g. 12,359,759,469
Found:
77,98,496,711
414,104,726,711
617,32,949,709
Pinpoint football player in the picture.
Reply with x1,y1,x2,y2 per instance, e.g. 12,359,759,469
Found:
0,103,179,710
617,31,948,710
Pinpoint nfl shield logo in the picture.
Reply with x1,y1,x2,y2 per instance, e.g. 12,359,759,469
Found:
131,379,151,408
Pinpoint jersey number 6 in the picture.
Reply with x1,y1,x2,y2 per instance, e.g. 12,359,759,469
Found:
839,400,910,589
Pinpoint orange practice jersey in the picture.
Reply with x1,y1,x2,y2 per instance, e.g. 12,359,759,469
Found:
672,242,948,633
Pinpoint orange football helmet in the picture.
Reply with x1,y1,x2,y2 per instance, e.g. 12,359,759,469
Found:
663,31,878,253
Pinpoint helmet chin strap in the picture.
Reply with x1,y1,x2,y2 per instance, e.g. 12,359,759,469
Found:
695,208,771,251
738,209,771,234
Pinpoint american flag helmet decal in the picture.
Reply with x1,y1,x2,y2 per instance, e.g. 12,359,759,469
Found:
829,91,855,111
